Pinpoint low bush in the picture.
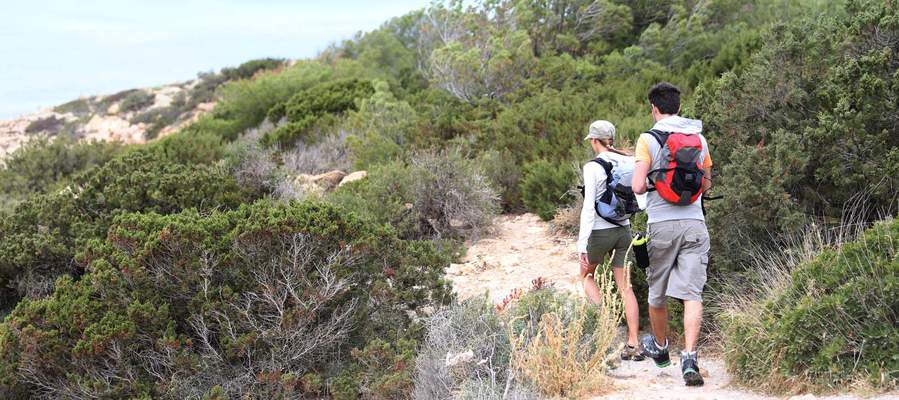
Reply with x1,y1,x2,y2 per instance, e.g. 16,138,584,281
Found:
24,116,64,134
143,128,227,165
328,160,418,236
53,98,91,116
0,200,454,398
720,219,899,393
345,81,418,169
413,298,528,400
262,78,374,146
118,90,156,113
132,92,188,140
414,276,622,399
330,148,499,241
98,88,139,112
221,58,285,81
0,136,124,212
0,149,247,310
409,149,499,240
475,149,524,212
520,159,576,221
508,278,621,398
282,131,352,175
203,60,335,141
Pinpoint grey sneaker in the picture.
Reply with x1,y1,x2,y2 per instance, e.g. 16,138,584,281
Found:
640,334,670,367
681,351,705,386
620,344,646,361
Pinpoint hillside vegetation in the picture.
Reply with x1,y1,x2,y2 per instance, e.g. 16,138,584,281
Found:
0,0,897,398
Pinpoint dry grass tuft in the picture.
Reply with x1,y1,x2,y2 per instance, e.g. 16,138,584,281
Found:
510,272,622,398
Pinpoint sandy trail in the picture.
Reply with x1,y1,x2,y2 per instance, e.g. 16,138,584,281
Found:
446,213,581,303
446,214,897,400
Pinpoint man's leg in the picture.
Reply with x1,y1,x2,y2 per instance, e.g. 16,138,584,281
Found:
648,302,668,346
683,300,702,352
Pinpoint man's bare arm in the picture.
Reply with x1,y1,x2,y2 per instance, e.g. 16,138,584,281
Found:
702,167,712,192
633,160,650,194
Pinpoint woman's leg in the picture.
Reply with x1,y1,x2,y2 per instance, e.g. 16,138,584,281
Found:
612,266,640,347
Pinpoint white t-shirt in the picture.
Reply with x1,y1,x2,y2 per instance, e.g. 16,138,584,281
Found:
577,151,634,253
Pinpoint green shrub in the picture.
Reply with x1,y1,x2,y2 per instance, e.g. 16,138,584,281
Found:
346,81,418,169
520,159,576,220
694,0,899,274
221,58,285,81
132,92,187,140
24,116,64,134
0,136,124,212
207,61,336,141
414,298,519,400
0,150,247,309
475,149,523,212
118,90,156,113
330,148,499,241
262,78,374,146
53,98,91,116
0,200,453,398
721,219,899,393
142,128,227,165
328,160,418,237
98,88,139,112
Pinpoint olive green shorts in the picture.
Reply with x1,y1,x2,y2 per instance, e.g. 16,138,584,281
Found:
586,226,631,267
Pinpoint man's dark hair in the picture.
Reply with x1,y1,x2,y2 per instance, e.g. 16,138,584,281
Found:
648,82,681,114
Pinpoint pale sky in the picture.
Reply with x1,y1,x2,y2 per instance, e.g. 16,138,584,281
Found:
0,0,431,119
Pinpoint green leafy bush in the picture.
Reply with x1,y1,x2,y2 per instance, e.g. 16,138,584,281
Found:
204,61,336,141
132,92,187,139
345,81,418,169
221,58,285,81
24,116,64,134
0,136,124,212
0,149,247,309
694,0,899,274
53,98,91,116
118,90,156,113
262,78,374,146
721,218,899,393
0,200,453,398
520,159,576,220
330,148,498,241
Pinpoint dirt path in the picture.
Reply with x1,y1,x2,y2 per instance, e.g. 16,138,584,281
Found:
446,213,581,303
446,213,898,400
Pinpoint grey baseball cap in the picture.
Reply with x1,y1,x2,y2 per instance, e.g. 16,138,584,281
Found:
584,120,616,141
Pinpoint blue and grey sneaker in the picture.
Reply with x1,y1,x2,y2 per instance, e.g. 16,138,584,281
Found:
640,334,670,368
681,351,704,386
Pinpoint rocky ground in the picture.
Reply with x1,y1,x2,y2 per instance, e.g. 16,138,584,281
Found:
447,214,898,400
0,81,212,160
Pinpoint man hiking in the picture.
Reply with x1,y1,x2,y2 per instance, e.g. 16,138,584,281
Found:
631,82,713,386
577,120,643,361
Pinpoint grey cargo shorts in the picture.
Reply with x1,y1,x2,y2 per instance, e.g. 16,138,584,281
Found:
646,219,710,307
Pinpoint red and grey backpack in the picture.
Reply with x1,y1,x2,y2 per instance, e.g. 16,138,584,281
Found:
647,129,706,205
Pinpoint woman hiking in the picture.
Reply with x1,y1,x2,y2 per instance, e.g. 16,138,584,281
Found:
577,120,643,361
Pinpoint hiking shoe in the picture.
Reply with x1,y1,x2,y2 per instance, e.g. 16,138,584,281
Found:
681,351,705,387
620,344,645,361
640,334,670,368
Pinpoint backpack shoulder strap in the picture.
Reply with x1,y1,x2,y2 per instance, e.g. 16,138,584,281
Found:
590,157,613,178
646,129,670,147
